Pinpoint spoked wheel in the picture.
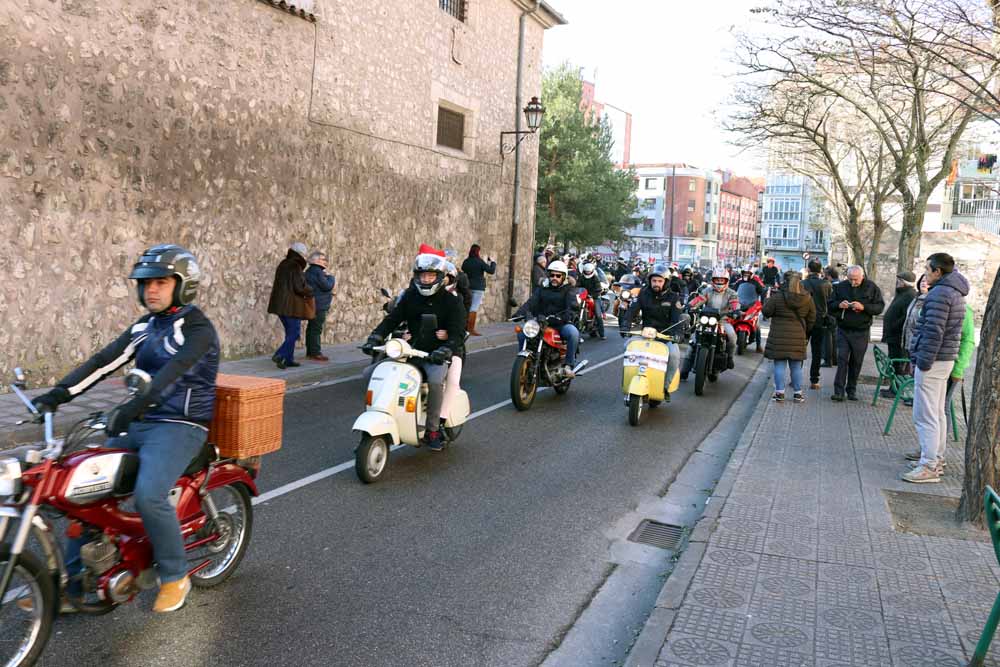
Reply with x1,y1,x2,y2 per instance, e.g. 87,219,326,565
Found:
0,547,55,667
355,434,391,484
737,330,747,355
510,357,538,411
694,347,709,396
188,483,254,587
627,393,643,426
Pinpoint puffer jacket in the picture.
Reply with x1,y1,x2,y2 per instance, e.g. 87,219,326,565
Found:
55,306,220,426
267,250,313,319
911,271,970,371
902,293,926,355
762,290,816,361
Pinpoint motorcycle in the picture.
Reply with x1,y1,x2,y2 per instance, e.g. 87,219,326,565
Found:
510,315,588,411
681,307,731,396
622,326,681,426
732,284,763,355
575,289,600,339
615,281,641,336
354,319,470,483
0,368,257,667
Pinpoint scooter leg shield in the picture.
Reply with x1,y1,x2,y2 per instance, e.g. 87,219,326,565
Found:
441,357,463,421
444,391,471,427
627,375,650,399
352,412,400,446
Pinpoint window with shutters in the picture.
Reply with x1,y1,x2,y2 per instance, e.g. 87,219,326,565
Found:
440,0,467,21
436,106,465,151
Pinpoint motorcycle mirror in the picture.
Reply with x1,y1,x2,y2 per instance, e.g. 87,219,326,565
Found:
124,369,153,398
421,313,438,334
380,287,391,298
13,367,26,384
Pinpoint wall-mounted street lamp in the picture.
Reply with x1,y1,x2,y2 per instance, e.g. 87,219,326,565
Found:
499,97,545,156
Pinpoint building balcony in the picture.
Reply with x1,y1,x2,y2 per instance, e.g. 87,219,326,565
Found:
953,198,1000,216
763,237,801,249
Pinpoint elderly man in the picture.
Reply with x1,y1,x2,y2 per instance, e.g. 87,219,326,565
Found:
827,265,884,401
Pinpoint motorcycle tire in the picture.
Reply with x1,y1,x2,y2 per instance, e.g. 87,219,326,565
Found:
0,546,56,667
510,356,537,411
627,394,643,426
694,347,709,396
190,483,254,588
355,434,391,484
737,330,747,356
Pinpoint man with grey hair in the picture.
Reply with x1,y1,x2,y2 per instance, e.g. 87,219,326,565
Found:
827,265,884,401
304,250,335,362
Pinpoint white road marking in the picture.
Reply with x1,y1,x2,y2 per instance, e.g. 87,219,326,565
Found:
253,350,626,506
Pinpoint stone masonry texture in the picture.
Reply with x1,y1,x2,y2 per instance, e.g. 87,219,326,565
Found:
0,0,550,385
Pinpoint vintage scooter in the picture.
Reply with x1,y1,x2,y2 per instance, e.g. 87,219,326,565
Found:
353,315,470,484
622,326,682,426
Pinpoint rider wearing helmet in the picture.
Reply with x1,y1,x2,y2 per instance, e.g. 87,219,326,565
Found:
514,260,583,377
622,263,687,401
363,252,466,451
576,261,607,340
31,244,220,614
688,268,741,369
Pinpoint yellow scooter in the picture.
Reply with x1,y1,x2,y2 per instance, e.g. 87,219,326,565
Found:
622,327,681,426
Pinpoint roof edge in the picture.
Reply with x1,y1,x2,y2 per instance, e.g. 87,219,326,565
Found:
511,0,568,28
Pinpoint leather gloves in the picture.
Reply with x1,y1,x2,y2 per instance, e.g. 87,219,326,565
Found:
105,396,147,437
32,386,71,413
361,334,383,356
429,347,452,365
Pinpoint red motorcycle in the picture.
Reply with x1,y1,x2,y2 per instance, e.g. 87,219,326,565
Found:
510,316,588,411
730,300,763,355
0,369,258,667
574,288,599,338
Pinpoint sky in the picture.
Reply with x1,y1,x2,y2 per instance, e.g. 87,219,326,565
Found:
541,0,767,177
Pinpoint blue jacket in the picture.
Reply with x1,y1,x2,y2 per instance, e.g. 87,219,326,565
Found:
57,305,220,427
911,270,969,371
305,264,335,312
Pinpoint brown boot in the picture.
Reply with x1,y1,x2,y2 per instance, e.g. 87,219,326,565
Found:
467,312,482,336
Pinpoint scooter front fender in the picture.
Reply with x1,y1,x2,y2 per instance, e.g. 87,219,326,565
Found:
352,412,400,445
627,375,650,398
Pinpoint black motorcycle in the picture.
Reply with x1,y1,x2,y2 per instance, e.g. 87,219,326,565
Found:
680,307,730,396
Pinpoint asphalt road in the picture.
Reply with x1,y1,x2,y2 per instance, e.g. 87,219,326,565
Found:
33,334,762,667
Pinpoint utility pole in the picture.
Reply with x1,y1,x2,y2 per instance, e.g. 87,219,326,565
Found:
668,165,676,263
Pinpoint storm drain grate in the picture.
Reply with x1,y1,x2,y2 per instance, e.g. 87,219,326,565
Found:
628,520,686,550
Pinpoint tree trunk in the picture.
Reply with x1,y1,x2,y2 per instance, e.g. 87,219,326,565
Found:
897,200,926,273
843,210,866,268
958,266,1000,526
865,220,887,281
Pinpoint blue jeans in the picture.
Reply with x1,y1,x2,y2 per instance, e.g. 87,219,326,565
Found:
773,359,803,394
276,315,301,363
66,422,207,586
592,299,606,337
518,323,579,367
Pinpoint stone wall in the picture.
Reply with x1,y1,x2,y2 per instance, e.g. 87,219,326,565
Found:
0,0,550,384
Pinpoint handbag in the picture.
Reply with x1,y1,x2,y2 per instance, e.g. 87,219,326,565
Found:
302,295,317,321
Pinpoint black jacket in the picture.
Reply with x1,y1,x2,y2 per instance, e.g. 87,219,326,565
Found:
304,264,335,312
461,256,496,291
802,273,832,322
454,272,473,312
373,285,466,355
761,265,781,287
882,286,917,345
828,279,885,331
577,273,602,299
516,283,579,326
623,286,686,333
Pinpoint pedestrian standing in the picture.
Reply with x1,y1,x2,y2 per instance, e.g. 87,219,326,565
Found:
903,253,969,483
828,265,884,401
461,244,496,336
304,251,335,362
901,274,929,357
763,272,816,403
822,266,840,366
940,303,975,460
880,271,917,395
532,253,548,288
801,260,832,390
267,242,314,369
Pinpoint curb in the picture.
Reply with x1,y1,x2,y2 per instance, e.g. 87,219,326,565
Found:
623,360,773,667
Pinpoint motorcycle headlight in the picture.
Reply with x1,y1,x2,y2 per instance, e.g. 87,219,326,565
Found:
384,339,405,359
699,315,709,325
641,327,657,339
523,319,541,338
708,317,719,326
0,457,22,497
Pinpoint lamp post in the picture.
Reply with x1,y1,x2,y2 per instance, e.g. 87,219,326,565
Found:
501,96,545,318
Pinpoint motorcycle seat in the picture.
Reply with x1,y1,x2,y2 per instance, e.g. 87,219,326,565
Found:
183,441,218,476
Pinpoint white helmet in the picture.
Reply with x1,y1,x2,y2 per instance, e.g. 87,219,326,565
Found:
581,262,597,278
547,260,569,276
412,253,447,296
710,269,730,292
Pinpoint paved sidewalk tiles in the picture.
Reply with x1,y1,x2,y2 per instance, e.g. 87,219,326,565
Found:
638,355,998,667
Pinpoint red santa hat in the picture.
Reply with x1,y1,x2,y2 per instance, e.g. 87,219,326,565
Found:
418,243,446,257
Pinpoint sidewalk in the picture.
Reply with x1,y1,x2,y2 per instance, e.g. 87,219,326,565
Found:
0,323,516,448
627,348,994,667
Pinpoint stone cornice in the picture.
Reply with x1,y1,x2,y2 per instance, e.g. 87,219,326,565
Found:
510,0,568,29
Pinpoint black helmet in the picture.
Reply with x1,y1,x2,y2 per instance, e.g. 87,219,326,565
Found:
412,253,447,297
129,244,201,308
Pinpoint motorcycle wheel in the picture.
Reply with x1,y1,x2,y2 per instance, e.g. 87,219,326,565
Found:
0,546,55,667
355,434,391,484
510,356,538,411
627,394,643,426
694,347,709,396
737,330,747,356
190,483,254,588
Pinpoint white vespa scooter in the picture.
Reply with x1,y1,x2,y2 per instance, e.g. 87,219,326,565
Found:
353,330,470,484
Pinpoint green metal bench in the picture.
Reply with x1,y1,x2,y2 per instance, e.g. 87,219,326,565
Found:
969,485,1000,666
871,346,915,435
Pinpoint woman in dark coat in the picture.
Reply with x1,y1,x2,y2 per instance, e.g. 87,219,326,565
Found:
763,271,816,403
267,242,314,369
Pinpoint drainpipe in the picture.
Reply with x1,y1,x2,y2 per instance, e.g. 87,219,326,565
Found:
505,0,542,318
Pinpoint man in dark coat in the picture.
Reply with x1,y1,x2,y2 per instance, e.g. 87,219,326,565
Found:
304,251,335,362
880,271,917,392
828,265,885,401
903,253,969,483
802,260,833,390
267,242,314,369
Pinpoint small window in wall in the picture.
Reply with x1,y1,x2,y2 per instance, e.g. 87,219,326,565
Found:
688,180,696,192
440,0,467,21
688,199,696,212
437,106,465,151
686,220,695,235
645,178,660,189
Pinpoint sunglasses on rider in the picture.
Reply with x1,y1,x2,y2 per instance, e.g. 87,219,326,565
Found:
548,272,564,279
